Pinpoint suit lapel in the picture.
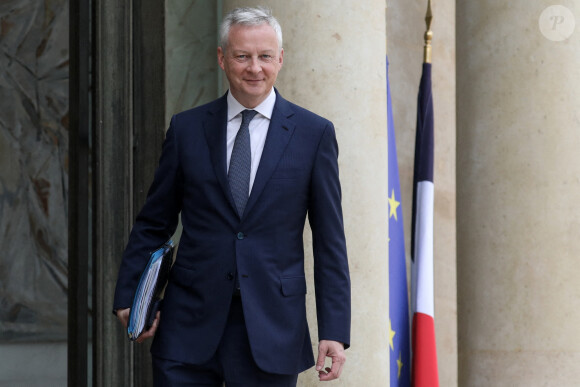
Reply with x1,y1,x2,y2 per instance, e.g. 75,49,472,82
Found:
203,94,238,214
244,92,295,217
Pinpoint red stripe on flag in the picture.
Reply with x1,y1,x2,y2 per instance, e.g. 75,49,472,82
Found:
411,312,439,387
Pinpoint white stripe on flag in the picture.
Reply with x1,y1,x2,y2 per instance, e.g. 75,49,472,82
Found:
412,180,434,318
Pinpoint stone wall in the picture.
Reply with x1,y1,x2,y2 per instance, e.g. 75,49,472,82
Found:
0,0,69,342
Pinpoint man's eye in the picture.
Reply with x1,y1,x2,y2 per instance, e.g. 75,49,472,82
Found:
235,55,248,61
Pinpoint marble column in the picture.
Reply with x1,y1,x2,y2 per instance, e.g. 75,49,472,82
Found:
457,2,580,385
222,1,389,385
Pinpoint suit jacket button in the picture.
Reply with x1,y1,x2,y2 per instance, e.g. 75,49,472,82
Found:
226,272,234,281
237,232,245,240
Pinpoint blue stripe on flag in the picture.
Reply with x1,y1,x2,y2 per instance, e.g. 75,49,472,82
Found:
413,63,434,184
387,56,411,387
411,63,434,262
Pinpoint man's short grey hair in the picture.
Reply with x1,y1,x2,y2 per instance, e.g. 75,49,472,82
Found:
219,7,283,53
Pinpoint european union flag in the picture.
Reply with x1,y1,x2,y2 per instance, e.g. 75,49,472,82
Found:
387,56,411,387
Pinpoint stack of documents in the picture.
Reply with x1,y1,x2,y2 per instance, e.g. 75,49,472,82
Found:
127,240,175,341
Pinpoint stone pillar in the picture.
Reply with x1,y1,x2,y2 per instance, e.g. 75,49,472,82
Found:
93,2,134,385
457,2,580,385
222,1,389,385
93,0,165,386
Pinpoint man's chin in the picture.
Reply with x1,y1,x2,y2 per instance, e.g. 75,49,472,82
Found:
242,84,266,94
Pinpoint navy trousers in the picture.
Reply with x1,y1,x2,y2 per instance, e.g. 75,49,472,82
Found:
152,296,299,387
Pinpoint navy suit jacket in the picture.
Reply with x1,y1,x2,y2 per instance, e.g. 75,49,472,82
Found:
113,90,351,375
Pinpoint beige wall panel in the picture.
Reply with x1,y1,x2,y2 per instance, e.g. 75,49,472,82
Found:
457,1,580,385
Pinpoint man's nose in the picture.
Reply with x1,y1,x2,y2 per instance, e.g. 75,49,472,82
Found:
247,57,262,73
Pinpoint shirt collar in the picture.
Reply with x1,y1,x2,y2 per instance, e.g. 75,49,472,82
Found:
227,88,276,121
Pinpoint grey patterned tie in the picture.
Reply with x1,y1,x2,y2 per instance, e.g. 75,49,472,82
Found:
229,109,257,217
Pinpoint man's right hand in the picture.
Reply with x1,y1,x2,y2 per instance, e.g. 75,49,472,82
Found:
116,308,131,328
116,308,161,343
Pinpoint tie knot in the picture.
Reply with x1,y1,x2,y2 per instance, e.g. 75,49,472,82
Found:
241,109,258,125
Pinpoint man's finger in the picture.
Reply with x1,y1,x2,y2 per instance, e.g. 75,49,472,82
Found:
136,311,160,343
330,354,345,379
316,343,327,371
318,355,345,381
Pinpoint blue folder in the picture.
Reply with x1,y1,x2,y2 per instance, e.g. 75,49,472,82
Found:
127,240,175,341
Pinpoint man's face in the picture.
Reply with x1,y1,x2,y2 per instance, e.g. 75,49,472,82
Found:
218,24,283,108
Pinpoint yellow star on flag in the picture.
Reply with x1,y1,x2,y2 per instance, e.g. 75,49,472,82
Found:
397,351,403,379
388,318,396,351
388,189,400,221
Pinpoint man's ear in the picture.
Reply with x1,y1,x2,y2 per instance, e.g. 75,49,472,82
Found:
278,48,284,68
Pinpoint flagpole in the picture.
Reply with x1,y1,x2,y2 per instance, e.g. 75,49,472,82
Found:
385,6,388,55
423,0,433,64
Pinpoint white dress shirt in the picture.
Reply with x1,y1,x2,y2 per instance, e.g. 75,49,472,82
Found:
226,88,276,194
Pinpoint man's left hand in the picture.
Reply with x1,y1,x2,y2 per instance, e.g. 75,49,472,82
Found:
316,340,346,381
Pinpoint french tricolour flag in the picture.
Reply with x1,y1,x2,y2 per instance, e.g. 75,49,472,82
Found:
410,62,439,387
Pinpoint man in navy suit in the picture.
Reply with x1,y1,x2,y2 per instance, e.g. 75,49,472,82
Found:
113,6,350,386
